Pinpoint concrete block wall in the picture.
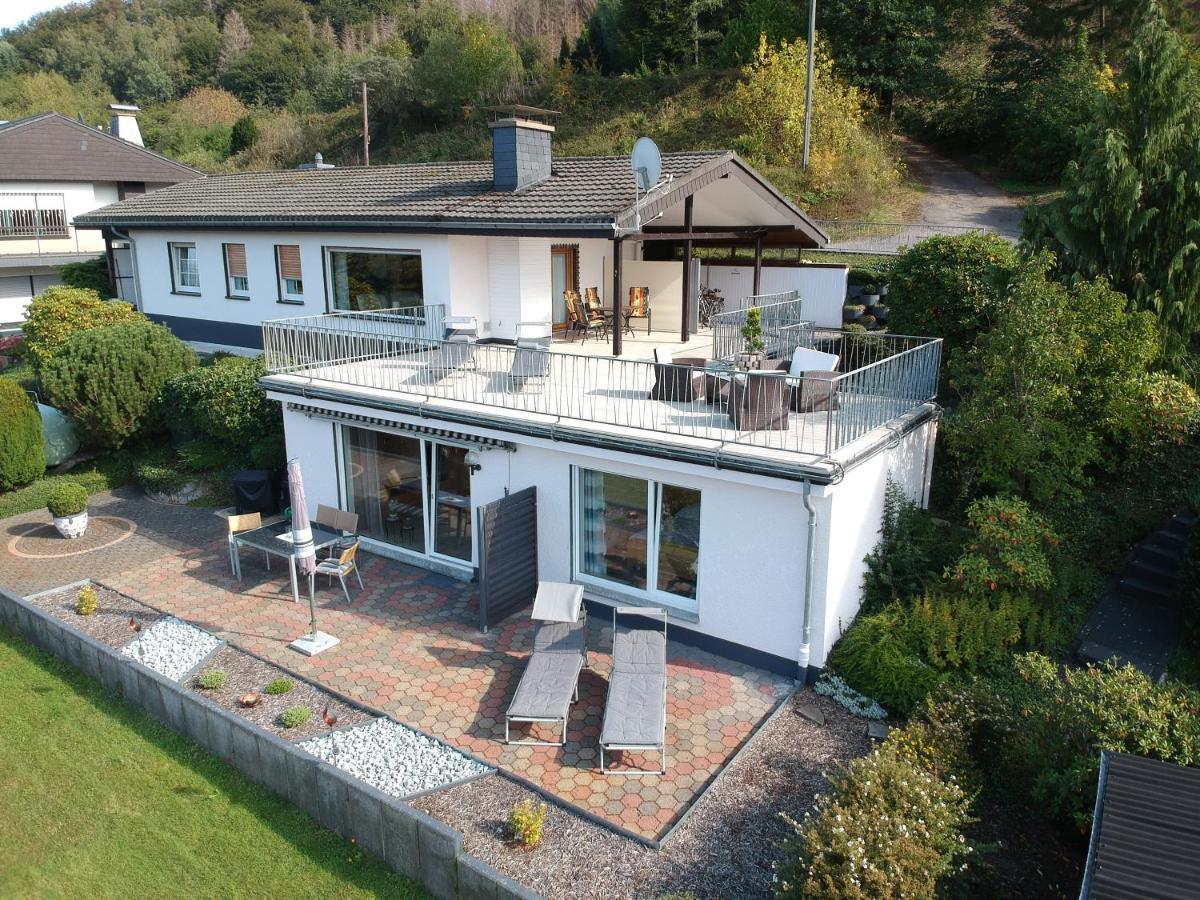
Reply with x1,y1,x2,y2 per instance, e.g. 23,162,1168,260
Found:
0,586,538,900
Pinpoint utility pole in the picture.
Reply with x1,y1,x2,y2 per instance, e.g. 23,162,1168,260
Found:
802,0,816,169
361,80,370,166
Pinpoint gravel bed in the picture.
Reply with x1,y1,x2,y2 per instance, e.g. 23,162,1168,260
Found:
120,616,222,681
413,689,871,899
298,718,490,799
189,646,373,741
24,582,165,649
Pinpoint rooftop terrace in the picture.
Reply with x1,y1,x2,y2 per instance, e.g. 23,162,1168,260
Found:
260,301,941,477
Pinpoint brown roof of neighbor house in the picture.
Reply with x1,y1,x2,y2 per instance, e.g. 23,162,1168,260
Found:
74,151,827,246
0,112,201,185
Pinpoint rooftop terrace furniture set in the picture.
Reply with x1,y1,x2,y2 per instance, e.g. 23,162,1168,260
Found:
506,583,669,776
562,287,651,342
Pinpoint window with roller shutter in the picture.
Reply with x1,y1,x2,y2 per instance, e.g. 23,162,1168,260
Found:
223,242,249,298
275,244,303,302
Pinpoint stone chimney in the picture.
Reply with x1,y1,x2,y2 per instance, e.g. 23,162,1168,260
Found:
488,106,559,192
107,104,143,146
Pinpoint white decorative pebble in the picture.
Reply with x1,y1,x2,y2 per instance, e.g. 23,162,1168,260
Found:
299,718,489,798
121,616,222,681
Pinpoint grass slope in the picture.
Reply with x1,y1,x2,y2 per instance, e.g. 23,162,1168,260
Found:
0,625,427,899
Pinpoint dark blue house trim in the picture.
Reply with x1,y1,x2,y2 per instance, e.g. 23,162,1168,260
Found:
148,313,262,349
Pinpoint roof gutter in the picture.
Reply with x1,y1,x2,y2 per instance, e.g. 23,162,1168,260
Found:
71,216,621,237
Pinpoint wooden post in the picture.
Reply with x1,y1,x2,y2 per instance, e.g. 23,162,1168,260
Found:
680,194,694,342
753,234,763,296
612,236,624,357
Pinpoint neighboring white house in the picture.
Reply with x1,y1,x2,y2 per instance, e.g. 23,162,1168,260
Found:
0,107,201,330
77,108,940,679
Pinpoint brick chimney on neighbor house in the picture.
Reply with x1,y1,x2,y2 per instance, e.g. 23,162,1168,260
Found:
488,105,559,191
108,104,144,146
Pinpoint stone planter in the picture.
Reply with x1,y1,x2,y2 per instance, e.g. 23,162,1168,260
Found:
736,351,765,370
843,304,866,323
862,293,881,305
878,284,889,297
53,510,89,539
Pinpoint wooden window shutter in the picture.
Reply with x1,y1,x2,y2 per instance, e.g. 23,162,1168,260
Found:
277,245,302,280
225,243,248,278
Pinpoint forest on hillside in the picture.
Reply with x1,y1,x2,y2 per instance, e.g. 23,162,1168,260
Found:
0,0,1195,217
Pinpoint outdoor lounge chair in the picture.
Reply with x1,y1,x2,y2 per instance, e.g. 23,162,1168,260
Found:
763,347,841,413
428,316,478,378
505,582,588,746
599,606,668,775
509,321,552,387
649,346,707,402
728,371,791,431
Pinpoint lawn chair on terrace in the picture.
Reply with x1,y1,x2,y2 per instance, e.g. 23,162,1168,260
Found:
509,321,552,388
505,582,588,746
600,606,668,775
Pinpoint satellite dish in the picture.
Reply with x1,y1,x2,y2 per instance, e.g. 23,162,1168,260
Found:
631,137,662,192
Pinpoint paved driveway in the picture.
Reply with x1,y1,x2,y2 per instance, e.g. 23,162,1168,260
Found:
904,138,1025,236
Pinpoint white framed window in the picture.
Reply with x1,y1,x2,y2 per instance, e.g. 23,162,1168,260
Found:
572,466,701,612
223,243,249,299
169,242,199,293
276,244,304,303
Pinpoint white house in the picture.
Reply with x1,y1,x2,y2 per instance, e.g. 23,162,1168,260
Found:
0,108,200,330
78,108,940,680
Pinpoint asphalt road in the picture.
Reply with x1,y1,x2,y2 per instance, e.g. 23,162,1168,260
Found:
903,138,1025,237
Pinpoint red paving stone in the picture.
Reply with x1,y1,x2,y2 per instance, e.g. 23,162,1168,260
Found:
2,492,791,841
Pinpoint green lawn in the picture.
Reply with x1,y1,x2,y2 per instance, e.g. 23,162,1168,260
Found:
0,626,427,899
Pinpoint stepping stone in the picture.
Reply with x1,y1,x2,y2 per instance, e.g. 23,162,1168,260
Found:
867,721,889,742
797,702,825,725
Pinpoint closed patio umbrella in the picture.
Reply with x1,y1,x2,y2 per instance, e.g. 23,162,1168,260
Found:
286,458,339,656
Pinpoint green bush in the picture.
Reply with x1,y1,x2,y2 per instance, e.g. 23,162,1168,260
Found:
827,606,943,716
507,798,547,848
75,585,98,616
861,479,957,615
776,740,973,899
41,322,196,449
58,257,112,298
886,233,1019,355
160,356,282,467
46,481,87,517
22,286,145,368
264,678,294,695
196,669,228,690
0,378,45,491
279,706,311,728
135,461,191,496
229,114,259,153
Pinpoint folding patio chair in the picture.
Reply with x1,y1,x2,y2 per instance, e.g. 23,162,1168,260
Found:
428,315,478,379
505,582,588,746
509,321,552,389
599,606,668,775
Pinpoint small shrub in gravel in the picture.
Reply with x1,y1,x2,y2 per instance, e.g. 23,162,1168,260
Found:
508,799,546,849
280,706,311,728
75,585,98,616
264,678,294,695
813,673,887,720
196,669,228,690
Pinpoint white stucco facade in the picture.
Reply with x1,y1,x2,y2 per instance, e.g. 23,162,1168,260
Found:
274,391,937,676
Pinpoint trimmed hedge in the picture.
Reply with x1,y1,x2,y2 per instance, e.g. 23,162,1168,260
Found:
41,322,196,449
0,378,46,491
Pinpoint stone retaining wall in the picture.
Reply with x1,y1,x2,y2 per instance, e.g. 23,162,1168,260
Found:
0,586,539,900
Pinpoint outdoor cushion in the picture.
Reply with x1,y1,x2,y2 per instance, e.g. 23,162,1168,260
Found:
788,347,839,376
531,581,584,623
600,672,667,746
532,618,587,656
653,346,676,364
612,625,667,675
507,651,583,721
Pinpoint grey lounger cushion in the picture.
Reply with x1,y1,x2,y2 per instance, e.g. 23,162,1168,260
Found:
612,626,666,675
600,673,666,746
507,651,583,721
533,618,586,656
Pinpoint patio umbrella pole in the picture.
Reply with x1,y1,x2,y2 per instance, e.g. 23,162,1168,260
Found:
286,458,340,656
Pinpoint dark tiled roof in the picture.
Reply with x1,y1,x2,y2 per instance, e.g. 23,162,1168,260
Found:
1081,751,1200,899
74,151,730,230
0,112,200,184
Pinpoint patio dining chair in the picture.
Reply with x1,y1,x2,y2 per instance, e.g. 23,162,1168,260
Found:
227,512,269,578
584,287,612,324
567,290,607,343
625,286,651,336
728,371,791,431
314,540,364,603
649,345,708,402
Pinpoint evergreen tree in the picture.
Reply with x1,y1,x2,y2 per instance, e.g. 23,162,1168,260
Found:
1027,0,1200,376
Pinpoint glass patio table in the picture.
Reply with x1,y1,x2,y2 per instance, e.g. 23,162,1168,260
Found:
231,520,348,604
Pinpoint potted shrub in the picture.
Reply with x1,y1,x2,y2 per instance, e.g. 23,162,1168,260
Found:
861,283,881,305
738,306,766,369
47,482,89,539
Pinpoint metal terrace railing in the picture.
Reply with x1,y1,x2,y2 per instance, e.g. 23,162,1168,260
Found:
262,306,941,460
709,292,812,362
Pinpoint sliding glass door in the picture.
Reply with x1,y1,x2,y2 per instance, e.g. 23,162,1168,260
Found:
341,425,472,563
574,467,701,610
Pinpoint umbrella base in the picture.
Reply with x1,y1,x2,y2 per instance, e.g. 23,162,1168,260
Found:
289,630,340,656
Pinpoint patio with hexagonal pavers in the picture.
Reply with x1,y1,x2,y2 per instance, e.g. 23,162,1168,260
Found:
1,489,792,842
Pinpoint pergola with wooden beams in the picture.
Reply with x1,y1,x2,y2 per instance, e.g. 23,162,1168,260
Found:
607,153,827,356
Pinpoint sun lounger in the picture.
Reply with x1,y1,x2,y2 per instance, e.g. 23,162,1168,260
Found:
600,606,668,775
427,316,478,379
505,582,587,746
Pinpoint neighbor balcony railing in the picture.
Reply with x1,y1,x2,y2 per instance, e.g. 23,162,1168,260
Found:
262,308,941,460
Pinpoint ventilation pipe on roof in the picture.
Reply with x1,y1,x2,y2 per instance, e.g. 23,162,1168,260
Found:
298,152,335,170
487,105,559,191
107,104,143,146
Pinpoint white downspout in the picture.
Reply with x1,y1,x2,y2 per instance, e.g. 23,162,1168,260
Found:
798,479,817,681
